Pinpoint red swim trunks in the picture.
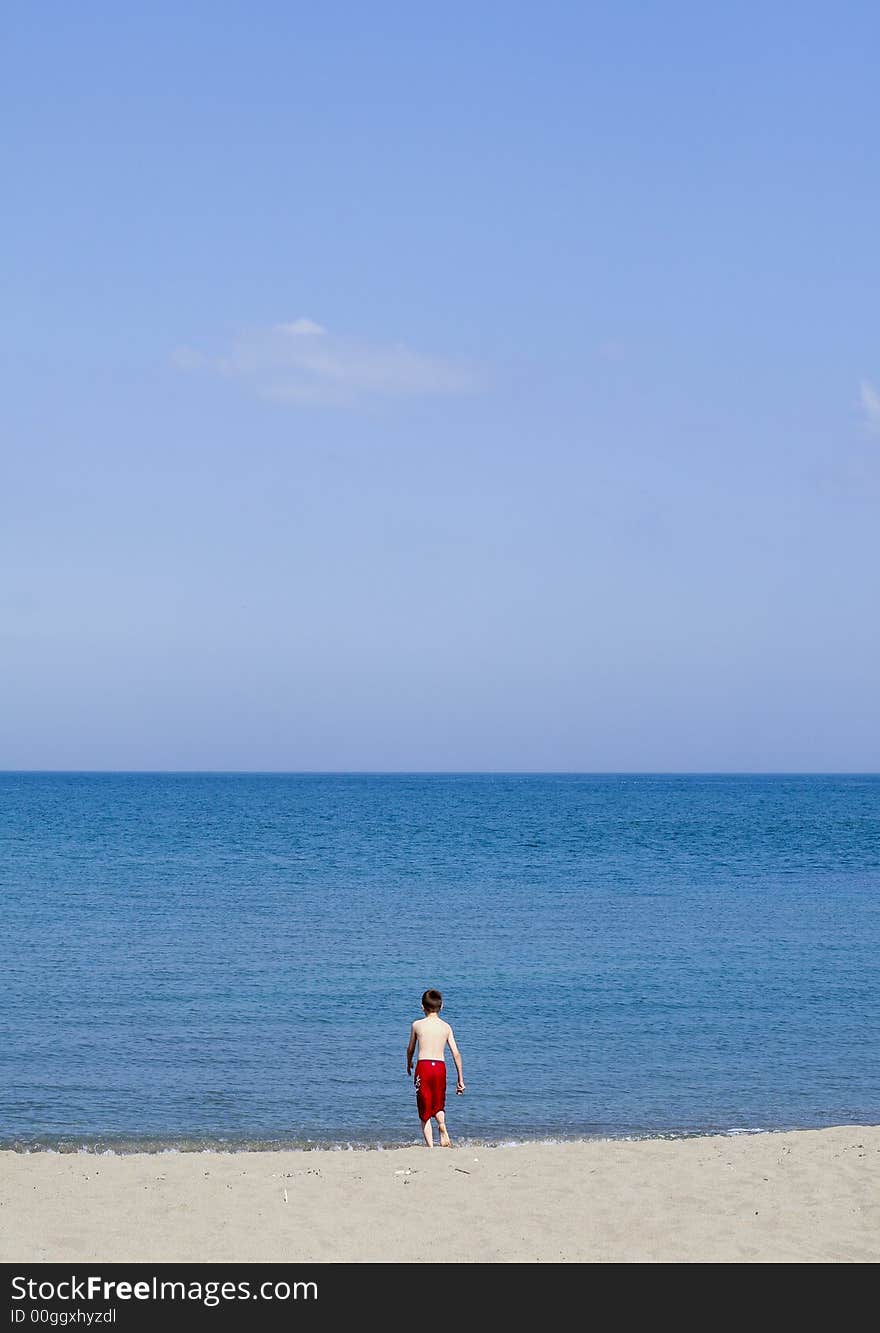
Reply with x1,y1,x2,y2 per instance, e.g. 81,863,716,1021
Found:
415,1059,446,1121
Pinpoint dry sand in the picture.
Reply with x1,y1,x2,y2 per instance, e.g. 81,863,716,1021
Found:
2,1126,878,1264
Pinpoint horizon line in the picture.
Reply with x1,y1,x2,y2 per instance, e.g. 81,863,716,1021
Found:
2,769,879,778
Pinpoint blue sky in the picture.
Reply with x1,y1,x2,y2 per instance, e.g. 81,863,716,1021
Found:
3,2,878,770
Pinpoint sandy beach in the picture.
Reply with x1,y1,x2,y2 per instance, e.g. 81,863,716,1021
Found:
2,1126,878,1264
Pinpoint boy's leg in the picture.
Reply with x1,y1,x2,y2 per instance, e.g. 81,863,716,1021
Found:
421,1117,434,1147
435,1110,451,1147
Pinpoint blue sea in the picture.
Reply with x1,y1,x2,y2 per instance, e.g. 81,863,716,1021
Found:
2,773,879,1151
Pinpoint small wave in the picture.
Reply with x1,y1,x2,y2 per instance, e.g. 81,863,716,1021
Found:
0,1125,797,1155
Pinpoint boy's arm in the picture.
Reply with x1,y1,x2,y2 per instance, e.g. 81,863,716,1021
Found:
447,1026,465,1093
406,1022,417,1077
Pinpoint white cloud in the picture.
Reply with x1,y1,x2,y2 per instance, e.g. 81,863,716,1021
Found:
175,318,480,406
276,318,327,336
860,380,880,434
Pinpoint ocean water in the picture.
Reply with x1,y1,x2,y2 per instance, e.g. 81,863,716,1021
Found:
2,772,879,1151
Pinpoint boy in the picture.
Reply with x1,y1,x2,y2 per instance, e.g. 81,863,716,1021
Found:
406,988,465,1148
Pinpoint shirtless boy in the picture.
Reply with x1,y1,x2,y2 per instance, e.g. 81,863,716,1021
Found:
406,988,465,1147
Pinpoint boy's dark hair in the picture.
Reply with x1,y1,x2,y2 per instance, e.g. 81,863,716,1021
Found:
421,988,443,1013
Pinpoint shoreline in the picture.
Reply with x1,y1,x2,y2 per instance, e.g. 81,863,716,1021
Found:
0,1123,848,1155
2,1124,878,1263
4,1116,865,1155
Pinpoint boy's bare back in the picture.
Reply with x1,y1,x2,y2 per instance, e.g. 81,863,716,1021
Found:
411,1013,454,1061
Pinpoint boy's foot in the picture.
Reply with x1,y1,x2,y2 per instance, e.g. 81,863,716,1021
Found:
439,1127,452,1148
